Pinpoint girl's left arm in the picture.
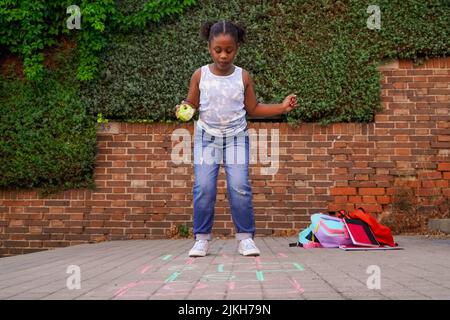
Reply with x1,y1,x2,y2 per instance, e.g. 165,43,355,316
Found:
243,70,298,117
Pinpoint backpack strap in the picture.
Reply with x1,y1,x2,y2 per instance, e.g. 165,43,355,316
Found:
335,210,347,219
328,210,347,218
289,242,303,247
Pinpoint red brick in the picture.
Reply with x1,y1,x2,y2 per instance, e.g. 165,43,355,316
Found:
437,163,450,171
334,196,348,204
422,180,437,188
376,196,391,204
362,196,377,203
330,187,357,196
361,204,383,213
435,180,449,188
328,203,355,212
359,188,385,195
349,196,362,203
399,60,413,69
429,76,450,82
418,172,442,180
417,189,441,197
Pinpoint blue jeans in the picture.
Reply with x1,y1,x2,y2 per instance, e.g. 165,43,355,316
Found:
193,124,255,241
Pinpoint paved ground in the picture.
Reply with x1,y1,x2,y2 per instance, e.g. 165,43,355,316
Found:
0,236,449,300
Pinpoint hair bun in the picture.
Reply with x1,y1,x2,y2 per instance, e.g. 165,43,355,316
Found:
232,22,246,44
200,20,246,45
200,21,216,42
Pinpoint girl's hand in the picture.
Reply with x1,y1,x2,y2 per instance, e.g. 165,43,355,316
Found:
281,94,298,114
175,100,193,119
175,103,181,119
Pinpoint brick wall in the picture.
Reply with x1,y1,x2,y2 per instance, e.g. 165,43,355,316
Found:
1,58,449,256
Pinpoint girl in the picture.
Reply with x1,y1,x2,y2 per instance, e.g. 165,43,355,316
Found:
176,21,298,257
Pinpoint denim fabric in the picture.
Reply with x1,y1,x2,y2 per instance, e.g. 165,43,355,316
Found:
192,123,255,241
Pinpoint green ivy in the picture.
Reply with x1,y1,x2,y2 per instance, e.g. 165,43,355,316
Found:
0,0,198,81
0,51,97,197
81,0,450,125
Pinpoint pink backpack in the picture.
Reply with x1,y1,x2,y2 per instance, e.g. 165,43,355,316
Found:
310,213,353,248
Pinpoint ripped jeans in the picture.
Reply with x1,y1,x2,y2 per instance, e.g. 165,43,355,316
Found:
192,124,255,241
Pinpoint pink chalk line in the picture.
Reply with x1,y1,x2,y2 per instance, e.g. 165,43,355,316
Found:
113,281,138,298
278,253,288,258
255,257,262,269
228,281,236,291
140,265,152,274
185,258,195,265
195,282,208,290
289,279,305,294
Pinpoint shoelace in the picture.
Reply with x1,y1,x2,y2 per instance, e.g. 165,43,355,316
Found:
242,239,257,250
193,240,208,250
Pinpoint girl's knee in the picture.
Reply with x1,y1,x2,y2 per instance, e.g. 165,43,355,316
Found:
194,180,217,195
229,180,251,196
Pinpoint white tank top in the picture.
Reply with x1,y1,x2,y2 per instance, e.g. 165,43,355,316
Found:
197,64,247,137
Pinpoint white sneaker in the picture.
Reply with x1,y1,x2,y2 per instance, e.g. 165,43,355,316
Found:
239,238,260,256
189,240,209,257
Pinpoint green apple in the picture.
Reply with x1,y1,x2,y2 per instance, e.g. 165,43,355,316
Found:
177,103,194,121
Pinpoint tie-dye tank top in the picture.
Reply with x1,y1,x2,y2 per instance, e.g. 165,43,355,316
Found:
196,64,247,137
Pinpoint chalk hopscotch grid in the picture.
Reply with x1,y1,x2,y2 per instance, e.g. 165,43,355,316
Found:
113,251,305,299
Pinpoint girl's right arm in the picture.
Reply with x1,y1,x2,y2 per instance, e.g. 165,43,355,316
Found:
175,68,201,118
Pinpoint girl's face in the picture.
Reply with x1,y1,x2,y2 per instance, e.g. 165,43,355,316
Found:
208,34,238,73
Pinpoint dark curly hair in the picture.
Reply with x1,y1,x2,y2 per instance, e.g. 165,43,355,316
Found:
200,21,246,45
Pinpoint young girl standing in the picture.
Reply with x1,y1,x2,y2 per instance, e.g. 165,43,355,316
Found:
176,21,298,257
